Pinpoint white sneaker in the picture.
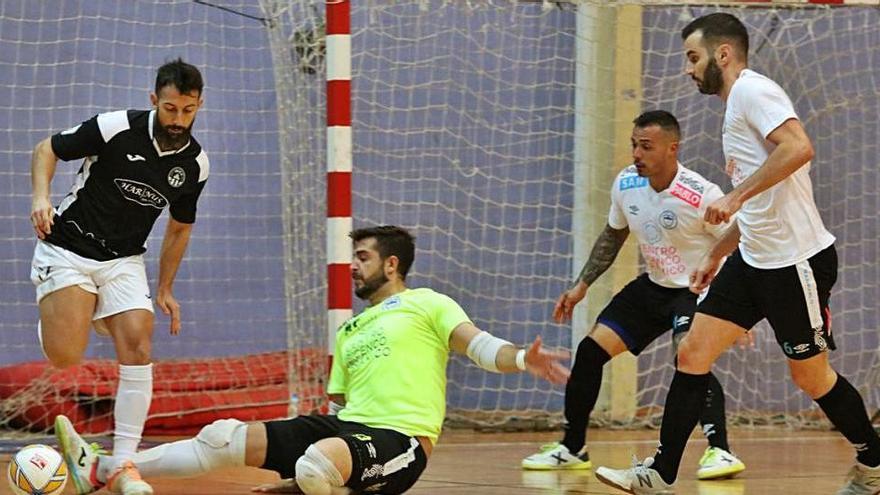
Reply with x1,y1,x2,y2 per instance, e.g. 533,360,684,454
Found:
54,415,105,495
696,446,746,480
837,462,880,495
522,442,592,470
595,456,674,494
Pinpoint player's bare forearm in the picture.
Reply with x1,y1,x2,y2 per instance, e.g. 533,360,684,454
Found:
157,218,193,291
710,222,741,260
495,344,523,373
574,224,629,287
31,138,58,200
727,119,814,205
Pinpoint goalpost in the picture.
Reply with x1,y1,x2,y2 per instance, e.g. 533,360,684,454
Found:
0,0,878,437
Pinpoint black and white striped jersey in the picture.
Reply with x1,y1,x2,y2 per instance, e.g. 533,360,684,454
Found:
46,109,209,261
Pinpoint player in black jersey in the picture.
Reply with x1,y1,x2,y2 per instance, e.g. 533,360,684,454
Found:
29,58,208,495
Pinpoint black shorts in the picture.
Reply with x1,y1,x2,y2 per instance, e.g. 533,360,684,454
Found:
262,415,428,494
697,245,837,360
596,273,696,356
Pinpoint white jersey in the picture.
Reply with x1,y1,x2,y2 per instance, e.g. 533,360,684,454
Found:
722,69,835,269
609,163,730,288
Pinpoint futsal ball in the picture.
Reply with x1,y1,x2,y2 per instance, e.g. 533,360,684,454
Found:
6,444,68,495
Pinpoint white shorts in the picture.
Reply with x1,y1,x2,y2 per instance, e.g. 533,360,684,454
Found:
31,240,154,330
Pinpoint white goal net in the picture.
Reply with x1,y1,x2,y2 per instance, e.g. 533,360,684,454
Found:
1,1,877,437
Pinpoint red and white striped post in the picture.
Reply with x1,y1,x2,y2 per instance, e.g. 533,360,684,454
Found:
326,0,352,360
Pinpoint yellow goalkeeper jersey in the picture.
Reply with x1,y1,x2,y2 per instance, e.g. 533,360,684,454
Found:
327,288,470,444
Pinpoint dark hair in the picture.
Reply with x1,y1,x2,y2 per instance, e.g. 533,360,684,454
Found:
350,225,416,279
155,58,204,96
633,110,681,140
681,13,749,59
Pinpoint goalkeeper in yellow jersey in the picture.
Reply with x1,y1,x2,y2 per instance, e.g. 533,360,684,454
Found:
56,225,570,495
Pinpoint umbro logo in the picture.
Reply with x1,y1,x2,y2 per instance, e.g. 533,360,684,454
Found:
127,154,146,162
673,315,690,329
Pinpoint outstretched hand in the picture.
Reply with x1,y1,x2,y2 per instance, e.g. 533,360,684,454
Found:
524,336,570,385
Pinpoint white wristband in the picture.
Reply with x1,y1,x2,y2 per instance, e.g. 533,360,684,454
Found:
515,349,527,371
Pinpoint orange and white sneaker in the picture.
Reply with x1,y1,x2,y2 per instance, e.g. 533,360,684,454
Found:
106,461,154,495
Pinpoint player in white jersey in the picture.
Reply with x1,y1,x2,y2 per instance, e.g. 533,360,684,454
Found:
595,13,880,495
522,111,744,481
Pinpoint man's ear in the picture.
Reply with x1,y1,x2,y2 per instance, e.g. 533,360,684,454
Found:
385,255,400,278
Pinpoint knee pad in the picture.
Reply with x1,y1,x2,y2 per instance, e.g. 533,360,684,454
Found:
295,445,346,495
194,418,247,470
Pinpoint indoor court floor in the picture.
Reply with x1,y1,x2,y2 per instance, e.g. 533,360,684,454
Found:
0,427,858,494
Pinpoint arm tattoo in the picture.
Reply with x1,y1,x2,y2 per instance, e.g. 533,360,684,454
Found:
575,224,629,287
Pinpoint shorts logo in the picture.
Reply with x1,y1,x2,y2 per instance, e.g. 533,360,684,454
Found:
114,179,168,209
659,210,678,229
620,175,648,191
35,266,52,282
793,343,811,354
168,167,186,187
352,433,372,442
366,442,377,459
361,463,384,481
783,341,813,356
628,205,639,215
814,327,828,351
670,182,702,207
673,315,690,330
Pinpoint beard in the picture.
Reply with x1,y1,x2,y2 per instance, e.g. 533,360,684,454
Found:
154,119,193,151
696,57,724,95
354,271,389,300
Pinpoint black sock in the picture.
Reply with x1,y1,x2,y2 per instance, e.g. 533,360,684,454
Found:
560,337,611,453
699,372,730,452
816,373,880,468
651,370,710,484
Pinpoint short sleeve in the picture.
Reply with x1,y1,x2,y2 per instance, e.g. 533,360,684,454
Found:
607,180,628,229
739,78,798,139
170,150,209,223
170,180,206,224
50,115,105,161
326,330,348,395
428,292,471,347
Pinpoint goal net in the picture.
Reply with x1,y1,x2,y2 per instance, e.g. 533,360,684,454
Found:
1,0,877,437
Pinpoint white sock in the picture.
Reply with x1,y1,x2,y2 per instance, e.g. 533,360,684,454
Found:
103,363,153,480
126,438,210,479
124,421,248,479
